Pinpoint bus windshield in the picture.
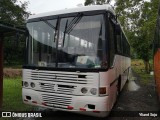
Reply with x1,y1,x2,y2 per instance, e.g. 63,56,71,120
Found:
26,14,106,69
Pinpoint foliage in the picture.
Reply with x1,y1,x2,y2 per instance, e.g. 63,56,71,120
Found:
131,59,153,85
115,0,159,73
4,35,26,66
84,0,94,6
0,0,29,25
0,0,29,66
84,0,109,6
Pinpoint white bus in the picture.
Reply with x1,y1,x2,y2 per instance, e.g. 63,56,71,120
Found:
22,4,131,117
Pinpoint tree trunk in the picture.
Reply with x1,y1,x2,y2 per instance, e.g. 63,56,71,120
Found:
144,60,150,74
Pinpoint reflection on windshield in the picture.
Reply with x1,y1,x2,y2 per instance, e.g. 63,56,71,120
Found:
27,14,106,69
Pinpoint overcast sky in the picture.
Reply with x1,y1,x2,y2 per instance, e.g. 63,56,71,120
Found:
18,0,86,14
17,0,115,14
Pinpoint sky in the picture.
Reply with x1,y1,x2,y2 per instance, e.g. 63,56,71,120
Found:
18,0,86,14
17,0,115,14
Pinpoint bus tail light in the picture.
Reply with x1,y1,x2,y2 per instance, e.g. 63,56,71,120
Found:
99,87,106,94
67,106,74,110
80,108,86,111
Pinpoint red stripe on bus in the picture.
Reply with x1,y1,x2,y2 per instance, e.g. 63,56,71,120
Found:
42,102,47,106
93,110,100,113
80,108,86,111
32,101,37,104
67,106,74,110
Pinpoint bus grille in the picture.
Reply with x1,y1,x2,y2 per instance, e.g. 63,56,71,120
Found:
25,70,95,84
23,69,99,95
42,93,72,108
39,82,76,94
39,83,55,92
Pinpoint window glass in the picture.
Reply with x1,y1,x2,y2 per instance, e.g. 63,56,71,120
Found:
26,14,107,69
109,19,115,66
58,14,106,68
27,19,57,66
116,32,121,54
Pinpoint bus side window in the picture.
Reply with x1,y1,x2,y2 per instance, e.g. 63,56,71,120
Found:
122,34,126,55
116,31,121,54
108,19,115,67
122,33,128,56
121,33,124,56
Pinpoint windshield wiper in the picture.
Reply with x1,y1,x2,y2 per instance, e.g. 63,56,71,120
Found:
65,13,83,34
62,20,68,46
40,18,56,30
62,13,83,46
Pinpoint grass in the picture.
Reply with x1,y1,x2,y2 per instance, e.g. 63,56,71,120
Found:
131,59,154,85
2,77,33,111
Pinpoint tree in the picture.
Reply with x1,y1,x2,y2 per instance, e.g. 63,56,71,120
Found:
84,0,109,6
0,0,29,66
0,0,29,25
84,0,94,6
115,0,159,73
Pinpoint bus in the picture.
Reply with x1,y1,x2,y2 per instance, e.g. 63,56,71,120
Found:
154,4,160,101
22,4,131,117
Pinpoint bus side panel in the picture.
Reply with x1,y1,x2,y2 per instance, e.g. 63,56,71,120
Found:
99,55,131,111
120,56,131,91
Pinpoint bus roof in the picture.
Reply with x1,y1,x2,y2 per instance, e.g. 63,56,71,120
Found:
28,4,115,20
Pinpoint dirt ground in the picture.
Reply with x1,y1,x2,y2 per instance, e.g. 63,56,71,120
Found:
108,70,160,120
3,68,22,78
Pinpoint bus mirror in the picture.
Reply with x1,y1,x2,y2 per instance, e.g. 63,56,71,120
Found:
115,24,121,35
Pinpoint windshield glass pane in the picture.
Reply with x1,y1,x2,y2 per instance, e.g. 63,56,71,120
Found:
26,14,106,69
27,19,57,67
58,14,105,68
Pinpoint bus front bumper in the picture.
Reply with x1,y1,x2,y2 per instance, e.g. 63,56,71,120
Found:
22,88,110,117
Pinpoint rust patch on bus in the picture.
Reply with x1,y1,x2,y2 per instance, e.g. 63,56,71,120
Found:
154,48,160,99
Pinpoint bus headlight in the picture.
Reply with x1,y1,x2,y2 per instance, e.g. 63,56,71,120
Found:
90,88,97,95
24,82,29,87
30,82,35,88
81,87,88,94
